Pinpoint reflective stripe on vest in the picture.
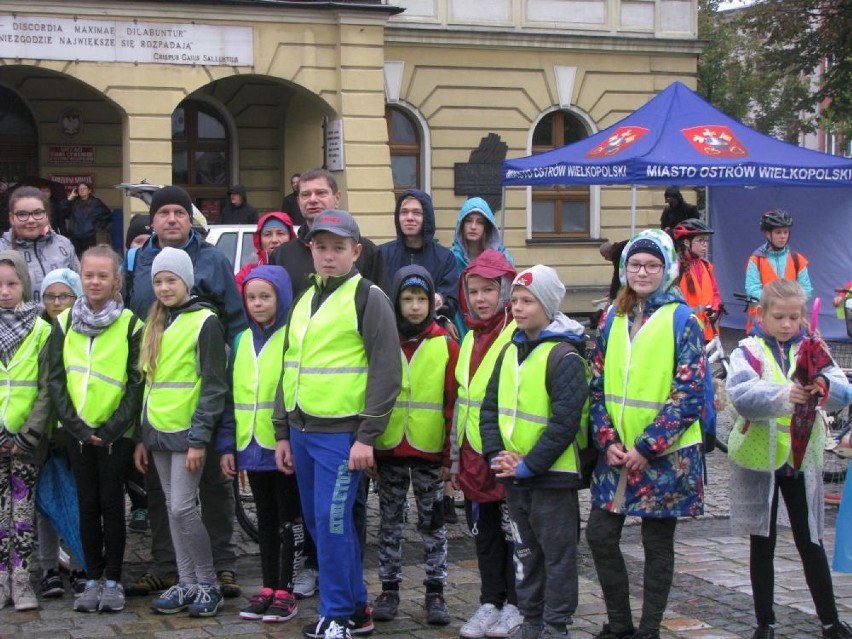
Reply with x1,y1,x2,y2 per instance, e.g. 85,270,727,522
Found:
603,305,702,453
282,276,368,418
60,308,138,429
454,319,516,454
376,336,449,453
497,342,579,473
0,318,50,434
728,340,798,470
233,326,285,451
143,309,214,433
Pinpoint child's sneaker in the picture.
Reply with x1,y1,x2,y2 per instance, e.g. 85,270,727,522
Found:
294,567,318,599
40,569,64,598
73,579,100,613
98,580,125,612
539,623,570,639
324,619,352,639
824,621,852,639
371,590,399,621
126,572,176,597
70,569,88,597
188,583,223,617
460,603,501,638
425,592,450,625
486,604,524,637
216,570,241,598
240,588,274,620
128,508,149,533
350,604,375,636
151,582,198,614
0,571,9,610
262,589,297,623
11,569,38,611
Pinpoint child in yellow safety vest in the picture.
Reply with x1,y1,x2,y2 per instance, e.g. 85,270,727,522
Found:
726,278,852,639
370,265,459,626
480,264,590,639
216,265,302,624
47,246,144,614
133,247,228,618
0,250,52,612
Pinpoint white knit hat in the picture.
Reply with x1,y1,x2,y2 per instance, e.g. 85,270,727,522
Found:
151,247,194,292
512,265,565,320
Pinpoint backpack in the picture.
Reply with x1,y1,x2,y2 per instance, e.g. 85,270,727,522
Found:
602,303,716,453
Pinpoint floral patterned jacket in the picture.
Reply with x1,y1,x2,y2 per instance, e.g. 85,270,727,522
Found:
589,289,705,518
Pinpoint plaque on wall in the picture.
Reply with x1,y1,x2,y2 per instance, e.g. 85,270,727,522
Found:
454,133,508,212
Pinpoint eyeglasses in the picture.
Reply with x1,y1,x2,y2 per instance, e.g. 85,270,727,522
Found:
43,293,76,303
13,209,47,222
692,237,710,245
625,261,664,274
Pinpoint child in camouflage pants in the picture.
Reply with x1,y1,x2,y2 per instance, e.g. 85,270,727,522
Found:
371,266,459,626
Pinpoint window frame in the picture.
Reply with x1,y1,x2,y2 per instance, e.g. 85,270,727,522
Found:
385,105,422,199
172,99,231,210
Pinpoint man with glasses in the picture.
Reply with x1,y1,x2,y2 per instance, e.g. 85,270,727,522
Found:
0,186,79,303
123,185,247,602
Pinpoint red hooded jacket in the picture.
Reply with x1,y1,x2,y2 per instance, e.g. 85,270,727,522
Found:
235,211,296,293
455,250,516,503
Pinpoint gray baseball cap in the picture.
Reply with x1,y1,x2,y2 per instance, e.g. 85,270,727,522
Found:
305,209,361,242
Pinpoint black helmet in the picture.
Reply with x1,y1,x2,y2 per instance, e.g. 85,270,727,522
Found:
672,218,714,240
759,209,793,231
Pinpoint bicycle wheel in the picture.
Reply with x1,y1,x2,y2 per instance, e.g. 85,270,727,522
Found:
233,471,259,542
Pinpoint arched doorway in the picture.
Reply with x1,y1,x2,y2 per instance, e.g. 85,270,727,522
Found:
0,86,38,189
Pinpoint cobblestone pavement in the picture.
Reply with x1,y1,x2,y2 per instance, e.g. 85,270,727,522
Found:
3,333,851,638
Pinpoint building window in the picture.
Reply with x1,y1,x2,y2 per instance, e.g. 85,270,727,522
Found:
385,106,421,198
172,100,230,213
531,111,590,237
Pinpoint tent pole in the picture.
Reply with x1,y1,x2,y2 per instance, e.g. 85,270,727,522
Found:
500,186,506,243
630,185,637,236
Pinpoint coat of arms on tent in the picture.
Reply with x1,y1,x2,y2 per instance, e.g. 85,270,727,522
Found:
682,125,748,158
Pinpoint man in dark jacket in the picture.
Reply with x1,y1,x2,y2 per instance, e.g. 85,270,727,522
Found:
219,184,258,225
379,189,459,323
123,185,246,601
659,186,699,231
280,173,305,226
269,167,385,296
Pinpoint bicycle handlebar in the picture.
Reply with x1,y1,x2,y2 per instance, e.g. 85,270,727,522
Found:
732,293,759,304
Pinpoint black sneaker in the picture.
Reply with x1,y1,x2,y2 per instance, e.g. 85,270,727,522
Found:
40,569,64,598
263,589,297,623
751,626,775,639
371,590,399,622
442,496,458,524
350,604,375,636
593,624,635,639
240,589,273,620
824,621,852,639
632,631,661,639
70,569,87,597
124,572,176,597
216,570,241,598
128,508,149,533
425,592,450,625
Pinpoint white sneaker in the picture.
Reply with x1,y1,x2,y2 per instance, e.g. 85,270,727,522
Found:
11,569,38,611
0,571,9,610
460,603,502,638
293,567,318,599
486,604,523,638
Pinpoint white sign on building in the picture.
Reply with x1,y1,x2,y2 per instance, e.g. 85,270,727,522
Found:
0,16,253,66
326,119,345,172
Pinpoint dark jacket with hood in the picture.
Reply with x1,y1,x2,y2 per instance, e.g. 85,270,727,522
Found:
450,249,516,503
272,266,401,445
140,297,228,452
235,211,296,293
220,184,259,225
67,193,111,241
125,230,248,344
377,265,459,467
218,265,293,472
379,189,459,322
659,187,699,230
480,313,589,489
269,220,386,297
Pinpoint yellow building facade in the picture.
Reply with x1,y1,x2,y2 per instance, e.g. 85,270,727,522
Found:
0,0,700,307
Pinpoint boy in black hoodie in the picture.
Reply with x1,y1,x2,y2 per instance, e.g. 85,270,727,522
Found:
480,265,590,639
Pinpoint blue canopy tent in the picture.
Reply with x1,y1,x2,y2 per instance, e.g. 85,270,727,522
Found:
501,81,852,336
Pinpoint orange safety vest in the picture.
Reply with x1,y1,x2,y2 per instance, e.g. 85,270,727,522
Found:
746,251,807,330
679,258,717,341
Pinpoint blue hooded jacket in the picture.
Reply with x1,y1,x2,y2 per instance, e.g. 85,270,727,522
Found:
378,188,460,321
217,265,294,471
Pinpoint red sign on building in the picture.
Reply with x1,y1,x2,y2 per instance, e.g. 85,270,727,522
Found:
48,146,96,165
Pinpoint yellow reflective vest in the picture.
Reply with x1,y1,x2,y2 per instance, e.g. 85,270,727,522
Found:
728,339,817,471
142,309,214,432
496,341,590,474
603,305,702,453
376,336,449,453
0,317,50,434
59,308,140,429
283,275,368,418
454,319,516,453
233,326,285,451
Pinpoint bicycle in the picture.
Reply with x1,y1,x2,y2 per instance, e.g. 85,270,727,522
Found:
233,471,259,542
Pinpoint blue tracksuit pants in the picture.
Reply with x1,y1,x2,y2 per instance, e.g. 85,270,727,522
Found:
290,428,367,620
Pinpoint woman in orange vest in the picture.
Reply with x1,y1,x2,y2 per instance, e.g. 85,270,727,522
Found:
673,219,721,341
